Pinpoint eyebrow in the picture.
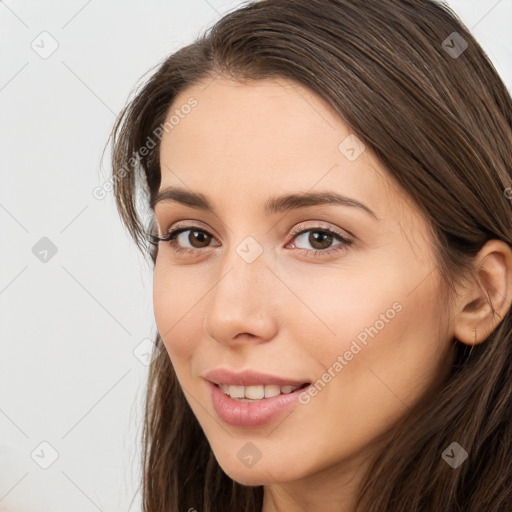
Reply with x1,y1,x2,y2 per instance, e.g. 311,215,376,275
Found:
151,186,378,220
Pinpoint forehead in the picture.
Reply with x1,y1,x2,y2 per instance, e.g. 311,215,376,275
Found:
157,76,410,223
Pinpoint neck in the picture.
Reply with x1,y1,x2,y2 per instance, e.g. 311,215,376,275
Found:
261,449,374,512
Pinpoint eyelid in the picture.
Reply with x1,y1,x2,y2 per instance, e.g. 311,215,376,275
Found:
150,219,218,243
288,221,352,241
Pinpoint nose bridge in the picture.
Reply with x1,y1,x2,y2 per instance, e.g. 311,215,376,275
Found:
217,232,270,297
203,233,278,344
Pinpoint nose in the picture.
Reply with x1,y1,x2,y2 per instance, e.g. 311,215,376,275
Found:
203,242,279,348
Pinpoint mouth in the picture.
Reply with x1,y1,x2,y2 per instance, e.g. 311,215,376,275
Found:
208,380,312,427
204,368,312,425
212,382,311,401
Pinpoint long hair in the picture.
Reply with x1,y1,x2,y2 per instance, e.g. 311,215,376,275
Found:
108,1,512,510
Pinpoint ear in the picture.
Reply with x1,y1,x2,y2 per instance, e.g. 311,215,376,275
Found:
452,239,512,345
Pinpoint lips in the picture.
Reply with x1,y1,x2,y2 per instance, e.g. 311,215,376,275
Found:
204,368,311,426
208,380,309,427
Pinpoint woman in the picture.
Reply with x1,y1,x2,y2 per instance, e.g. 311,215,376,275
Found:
109,1,512,510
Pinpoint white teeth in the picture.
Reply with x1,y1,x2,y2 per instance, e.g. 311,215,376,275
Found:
264,385,281,398
226,384,244,398
245,385,265,399
218,383,302,400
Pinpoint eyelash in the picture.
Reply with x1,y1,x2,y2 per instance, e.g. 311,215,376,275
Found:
150,222,353,257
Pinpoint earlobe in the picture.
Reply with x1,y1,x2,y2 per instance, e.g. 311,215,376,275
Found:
452,239,512,346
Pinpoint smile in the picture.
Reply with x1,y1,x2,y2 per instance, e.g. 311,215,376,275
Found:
208,381,311,427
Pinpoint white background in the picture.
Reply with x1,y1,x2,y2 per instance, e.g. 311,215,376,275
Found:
1,1,511,511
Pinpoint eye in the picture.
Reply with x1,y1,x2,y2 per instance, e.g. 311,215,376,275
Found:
148,222,353,257
287,224,353,256
148,224,218,254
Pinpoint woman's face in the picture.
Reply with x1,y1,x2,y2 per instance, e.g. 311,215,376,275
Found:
153,76,455,496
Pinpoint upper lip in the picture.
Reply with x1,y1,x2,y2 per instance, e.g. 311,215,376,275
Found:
204,368,310,387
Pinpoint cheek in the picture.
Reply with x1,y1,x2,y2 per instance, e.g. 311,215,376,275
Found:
293,260,447,411
285,265,404,358
153,262,174,335
284,276,447,470
152,261,201,362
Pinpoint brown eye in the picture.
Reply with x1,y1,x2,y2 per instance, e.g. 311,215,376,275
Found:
292,229,341,251
289,225,353,256
186,229,213,248
307,231,334,250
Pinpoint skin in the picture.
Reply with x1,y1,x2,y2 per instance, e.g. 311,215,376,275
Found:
152,76,512,512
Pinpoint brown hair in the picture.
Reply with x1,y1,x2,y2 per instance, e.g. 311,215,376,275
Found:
109,1,512,510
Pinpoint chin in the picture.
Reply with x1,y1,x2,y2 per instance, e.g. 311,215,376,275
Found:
230,473,268,486
215,455,299,486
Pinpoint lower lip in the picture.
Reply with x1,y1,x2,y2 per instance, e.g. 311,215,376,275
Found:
208,380,307,428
